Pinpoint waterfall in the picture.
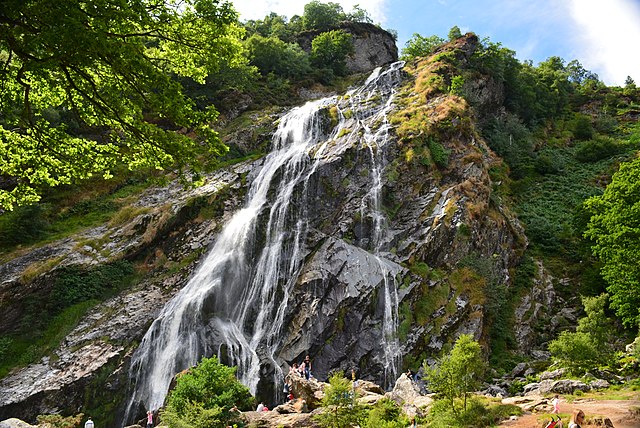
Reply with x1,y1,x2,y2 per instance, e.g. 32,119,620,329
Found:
125,62,405,421
342,62,404,387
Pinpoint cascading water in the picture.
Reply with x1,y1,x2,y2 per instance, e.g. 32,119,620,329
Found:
340,63,404,387
125,62,405,422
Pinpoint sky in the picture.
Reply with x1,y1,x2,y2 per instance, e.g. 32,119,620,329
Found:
230,0,640,86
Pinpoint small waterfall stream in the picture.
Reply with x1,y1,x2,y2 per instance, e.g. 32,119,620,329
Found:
125,62,405,421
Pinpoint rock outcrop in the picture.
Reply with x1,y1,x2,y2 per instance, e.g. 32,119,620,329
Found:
296,22,398,73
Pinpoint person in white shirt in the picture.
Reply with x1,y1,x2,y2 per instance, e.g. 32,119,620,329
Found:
84,417,94,428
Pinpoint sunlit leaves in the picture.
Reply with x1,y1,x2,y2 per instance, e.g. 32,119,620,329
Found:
0,0,247,209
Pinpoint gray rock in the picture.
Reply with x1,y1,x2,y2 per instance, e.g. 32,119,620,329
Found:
540,368,566,381
590,379,611,390
0,419,36,428
511,362,528,378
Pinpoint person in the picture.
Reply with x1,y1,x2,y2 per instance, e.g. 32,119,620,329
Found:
303,355,312,380
256,402,264,412
568,408,585,428
84,417,94,428
410,416,417,427
552,394,560,414
290,362,299,376
146,410,154,428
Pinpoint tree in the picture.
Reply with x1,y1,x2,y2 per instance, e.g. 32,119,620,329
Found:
245,34,310,78
448,25,462,41
625,75,636,88
0,0,249,210
161,356,253,428
548,294,616,373
346,4,373,23
313,371,366,428
310,30,353,76
400,33,444,60
302,1,345,32
424,334,485,414
584,157,640,328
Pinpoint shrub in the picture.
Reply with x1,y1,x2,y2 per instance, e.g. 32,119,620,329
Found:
428,139,450,168
313,371,366,428
363,398,408,428
310,30,354,76
575,136,622,162
37,413,84,428
161,356,253,428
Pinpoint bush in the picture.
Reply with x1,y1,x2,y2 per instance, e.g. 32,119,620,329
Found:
36,413,84,428
428,139,450,168
310,30,354,76
161,356,253,428
575,136,622,162
572,114,594,141
313,371,366,428
245,34,310,78
363,398,408,428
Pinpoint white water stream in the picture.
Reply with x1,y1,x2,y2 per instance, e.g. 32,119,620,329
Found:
125,62,405,421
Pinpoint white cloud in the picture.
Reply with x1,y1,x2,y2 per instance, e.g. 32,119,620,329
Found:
569,0,640,85
230,0,388,25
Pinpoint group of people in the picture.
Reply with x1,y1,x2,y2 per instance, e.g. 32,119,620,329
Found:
289,354,313,380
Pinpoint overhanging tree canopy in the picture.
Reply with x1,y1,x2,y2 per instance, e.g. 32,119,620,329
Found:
0,0,248,210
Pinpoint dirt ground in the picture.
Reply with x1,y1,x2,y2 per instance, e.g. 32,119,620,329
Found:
499,396,640,428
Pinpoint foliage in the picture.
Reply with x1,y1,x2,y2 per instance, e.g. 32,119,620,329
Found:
548,294,616,373
426,396,521,428
448,26,462,41
575,136,623,163
427,139,451,168
37,413,84,428
424,334,485,415
161,356,253,428
313,371,367,428
584,156,640,328
50,261,135,308
363,398,408,428
400,33,445,60
449,75,465,96
310,30,354,77
0,0,252,210
245,34,311,78
572,114,594,141
302,1,346,31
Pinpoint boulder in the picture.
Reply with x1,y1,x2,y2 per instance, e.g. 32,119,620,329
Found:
511,362,528,378
384,374,433,418
590,379,611,390
524,379,590,395
539,368,566,381
286,374,326,410
273,398,308,414
0,419,36,428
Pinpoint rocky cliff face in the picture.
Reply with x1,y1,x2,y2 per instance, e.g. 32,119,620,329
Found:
296,22,398,73
0,36,564,426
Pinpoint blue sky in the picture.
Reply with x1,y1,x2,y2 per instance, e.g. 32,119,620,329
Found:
231,0,640,86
